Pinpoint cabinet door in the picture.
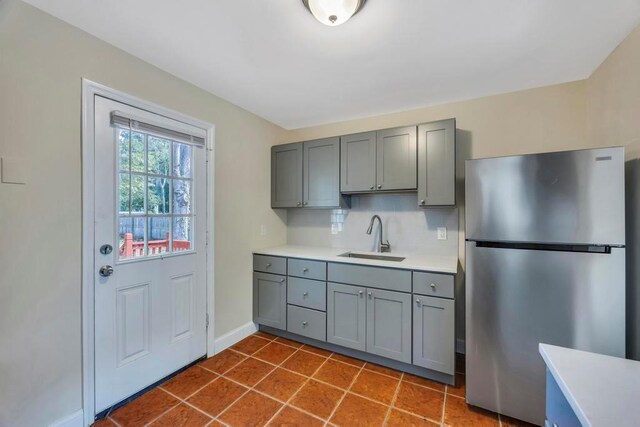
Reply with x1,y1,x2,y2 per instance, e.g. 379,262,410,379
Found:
418,119,456,207
303,137,340,207
413,295,454,374
271,143,302,208
376,126,417,191
253,272,287,330
340,132,376,193
366,288,412,363
327,282,366,351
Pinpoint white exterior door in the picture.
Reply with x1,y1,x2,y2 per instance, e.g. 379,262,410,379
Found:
93,96,208,412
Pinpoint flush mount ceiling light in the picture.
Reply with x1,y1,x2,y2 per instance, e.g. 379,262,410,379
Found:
302,0,367,26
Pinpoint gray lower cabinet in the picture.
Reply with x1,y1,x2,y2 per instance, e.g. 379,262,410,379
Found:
366,288,412,363
271,143,303,208
253,272,287,330
287,305,326,341
413,295,455,374
327,282,366,351
376,126,417,191
417,119,456,207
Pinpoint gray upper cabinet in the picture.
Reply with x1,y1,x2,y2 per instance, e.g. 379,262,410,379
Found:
271,143,303,208
340,131,377,193
418,119,456,207
253,272,287,330
376,126,417,191
303,137,340,207
327,282,366,351
366,288,412,363
413,295,455,374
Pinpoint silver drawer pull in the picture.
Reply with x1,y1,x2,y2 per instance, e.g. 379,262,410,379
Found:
416,298,422,306
358,290,364,297
303,267,309,272
430,283,437,290
303,291,309,297
280,278,285,283
266,263,271,268
302,321,308,327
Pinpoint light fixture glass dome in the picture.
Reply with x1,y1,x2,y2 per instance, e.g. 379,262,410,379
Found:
303,0,366,26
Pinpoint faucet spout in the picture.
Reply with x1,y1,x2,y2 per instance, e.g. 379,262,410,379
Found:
366,215,391,253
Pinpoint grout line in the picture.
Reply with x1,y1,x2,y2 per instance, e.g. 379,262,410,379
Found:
142,399,182,426
382,372,404,426
441,385,448,425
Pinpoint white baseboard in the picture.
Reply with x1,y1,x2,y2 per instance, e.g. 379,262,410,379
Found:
49,409,84,427
213,321,258,354
456,339,465,354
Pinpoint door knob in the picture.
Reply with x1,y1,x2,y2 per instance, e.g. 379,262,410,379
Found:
99,265,114,277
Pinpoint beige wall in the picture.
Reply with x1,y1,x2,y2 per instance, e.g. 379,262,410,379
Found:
0,1,286,426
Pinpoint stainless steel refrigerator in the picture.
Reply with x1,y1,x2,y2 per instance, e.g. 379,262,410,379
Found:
465,147,626,426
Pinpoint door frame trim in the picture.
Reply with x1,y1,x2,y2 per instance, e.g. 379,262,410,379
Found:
81,79,216,425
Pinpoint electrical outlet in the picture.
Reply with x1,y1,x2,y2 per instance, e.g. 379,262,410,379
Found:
437,227,447,240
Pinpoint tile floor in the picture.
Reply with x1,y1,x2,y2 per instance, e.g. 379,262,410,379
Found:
93,332,534,427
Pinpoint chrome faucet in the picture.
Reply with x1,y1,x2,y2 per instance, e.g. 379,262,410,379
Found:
366,214,391,253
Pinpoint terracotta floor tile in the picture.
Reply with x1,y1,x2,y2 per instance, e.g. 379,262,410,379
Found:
329,393,388,427
148,403,211,427
363,362,402,379
254,342,298,365
186,377,248,417
393,382,444,422
456,353,466,374
290,379,344,419
91,418,116,427
402,373,446,392
254,368,307,401
281,350,326,376
447,373,466,398
110,388,179,427
160,366,217,399
330,353,366,367
231,335,272,355
224,357,274,387
312,359,360,389
274,337,304,348
386,409,439,426
350,369,400,404
218,390,282,426
254,331,278,340
199,349,246,374
301,344,332,357
444,395,499,427
267,405,324,427
500,414,538,426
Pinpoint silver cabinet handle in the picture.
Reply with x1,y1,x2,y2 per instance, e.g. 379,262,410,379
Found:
416,298,422,307
420,200,426,206
303,267,309,272
303,291,309,297
99,265,114,277
266,263,271,268
280,278,285,283
303,201,308,206
370,185,374,190
359,290,364,297
302,321,308,327
430,283,437,290
367,291,372,299
377,184,382,189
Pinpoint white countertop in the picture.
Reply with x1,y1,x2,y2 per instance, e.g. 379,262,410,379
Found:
539,344,640,427
253,245,458,274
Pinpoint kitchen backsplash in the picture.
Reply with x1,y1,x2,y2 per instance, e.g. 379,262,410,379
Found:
286,194,459,257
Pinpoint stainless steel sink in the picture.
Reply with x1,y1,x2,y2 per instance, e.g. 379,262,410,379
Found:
337,252,406,262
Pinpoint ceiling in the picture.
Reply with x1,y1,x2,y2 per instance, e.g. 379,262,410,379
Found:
23,0,640,129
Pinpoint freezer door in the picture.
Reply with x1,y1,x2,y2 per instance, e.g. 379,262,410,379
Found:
465,242,625,426
466,147,625,245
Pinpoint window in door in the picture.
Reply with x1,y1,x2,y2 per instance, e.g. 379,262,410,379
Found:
116,127,194,260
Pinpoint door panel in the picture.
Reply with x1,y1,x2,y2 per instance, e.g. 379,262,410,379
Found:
94,96,207,412
466,242,625,425
376,126,417,191
253,272,287,330
465,147,625,244
418,119,455,206
304,137,340,207
340,132,376,193
366,288,412,363
413,295,454,374
271,143,303,208
327,282,366,351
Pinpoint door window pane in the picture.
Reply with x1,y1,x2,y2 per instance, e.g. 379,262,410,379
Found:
148,217,171,256
130,174,145,214
172,179,192,214
173,143,192,178
172,216,192,252
147,177,170,214
119,173,130,214
118,130,130,172
119,217,146,259
131,132,145,173
148,136,171,176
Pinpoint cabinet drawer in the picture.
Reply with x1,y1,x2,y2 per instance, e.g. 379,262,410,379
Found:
288,258,326,281
413,272,454,299
287,305,326,341
253,255,286,275
288,277,326,311
328,263,411,293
